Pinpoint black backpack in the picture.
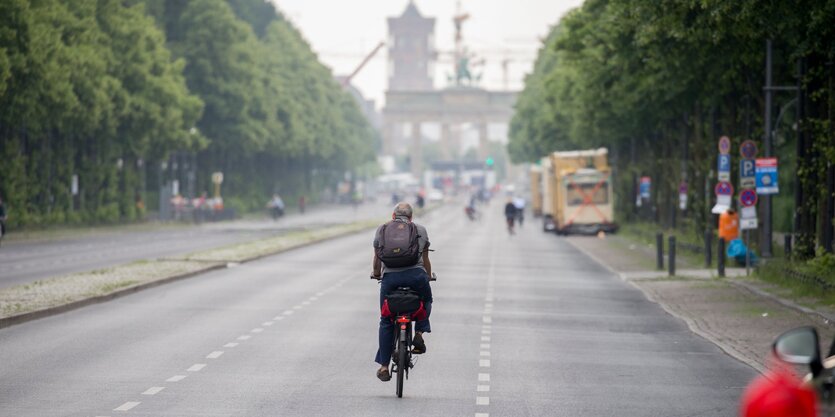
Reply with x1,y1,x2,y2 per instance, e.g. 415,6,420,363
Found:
376,220,421,268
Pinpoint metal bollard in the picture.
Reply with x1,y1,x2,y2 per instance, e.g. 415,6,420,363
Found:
784,234,792,260
718,238,726,277
668,235,676,277
704,230,713,267
656,233,664,270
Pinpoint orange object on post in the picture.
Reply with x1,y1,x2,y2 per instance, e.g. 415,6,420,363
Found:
719,209,739,242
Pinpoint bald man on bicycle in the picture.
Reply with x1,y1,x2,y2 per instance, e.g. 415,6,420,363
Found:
371,202,433,382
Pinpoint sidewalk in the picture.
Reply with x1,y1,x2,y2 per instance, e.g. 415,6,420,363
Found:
565,233,835,373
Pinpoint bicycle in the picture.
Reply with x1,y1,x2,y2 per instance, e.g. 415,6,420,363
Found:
371,272,437,398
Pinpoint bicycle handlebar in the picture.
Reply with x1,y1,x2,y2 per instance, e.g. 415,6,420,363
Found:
370,272,437,281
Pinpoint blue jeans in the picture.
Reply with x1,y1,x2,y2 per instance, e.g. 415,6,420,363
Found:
375,268,433,365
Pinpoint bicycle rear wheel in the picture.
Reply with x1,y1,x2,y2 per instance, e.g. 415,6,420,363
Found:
396,335,406,398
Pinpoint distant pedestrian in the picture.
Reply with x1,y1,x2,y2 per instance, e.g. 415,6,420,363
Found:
0,196,7,239
298,195,306,214
513,196,526,227
504,198,517,235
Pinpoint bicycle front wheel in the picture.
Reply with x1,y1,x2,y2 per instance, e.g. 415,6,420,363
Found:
396,336,407,398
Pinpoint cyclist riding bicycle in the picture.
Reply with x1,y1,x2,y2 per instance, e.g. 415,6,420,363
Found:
371,202,433,382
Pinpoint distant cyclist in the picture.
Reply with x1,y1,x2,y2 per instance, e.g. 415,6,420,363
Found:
504,198,517,235
371,202,433,382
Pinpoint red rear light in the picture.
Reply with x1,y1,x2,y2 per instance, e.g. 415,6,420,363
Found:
397,316,410,323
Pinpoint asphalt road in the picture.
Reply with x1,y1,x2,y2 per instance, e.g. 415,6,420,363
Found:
0,202,391,288
0,203,757,416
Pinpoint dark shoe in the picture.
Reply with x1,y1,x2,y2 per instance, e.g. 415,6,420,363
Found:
377,367,391,382
412,333,426,354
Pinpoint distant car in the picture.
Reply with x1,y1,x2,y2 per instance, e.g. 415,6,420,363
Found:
427,189,444,202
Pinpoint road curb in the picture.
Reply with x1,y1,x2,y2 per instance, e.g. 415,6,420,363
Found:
0,222,379,330
564,237,767,373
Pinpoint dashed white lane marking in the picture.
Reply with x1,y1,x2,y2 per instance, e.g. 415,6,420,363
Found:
292,305,302,310
206,351,224,359
273,316,285,321
481,329,492,335
316,291,325,296
478,373,490,382
237,335,251,340
476,397,490,405
479,359,491,367
263,321,274,326
142,387,165,395
477,385,490,392
475,413,489,417
187,364,206,372
223,343,239,348
166,375,186,382
309,296,318,301
282,310,294,315
302,300,311,305
251,328,264,333
480,351,491,357
114,401,140,411
484,303,493,309
480,344,490,349
482,317,492,323
481,336,491,342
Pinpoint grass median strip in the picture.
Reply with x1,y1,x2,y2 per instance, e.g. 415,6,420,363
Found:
0,220,379,327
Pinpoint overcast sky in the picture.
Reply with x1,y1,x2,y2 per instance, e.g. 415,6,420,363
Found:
269,0,584,108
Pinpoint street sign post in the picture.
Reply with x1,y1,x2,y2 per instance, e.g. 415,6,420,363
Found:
719,136,731,155
755,158,779,194
739,189,758,208
712,181,734,214
739,159,756,189
718,154,731,182
740,140,758,160
678,182,688,210
639,176,651,199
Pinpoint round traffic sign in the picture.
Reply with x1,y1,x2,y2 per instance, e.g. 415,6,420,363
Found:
740,140,758,159
739,189,758,207
715,181,734,196
719,136,731,155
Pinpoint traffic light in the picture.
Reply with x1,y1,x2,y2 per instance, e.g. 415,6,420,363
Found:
485,157,494,167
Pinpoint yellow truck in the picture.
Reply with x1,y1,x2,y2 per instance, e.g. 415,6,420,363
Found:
541,148,617,235
529,165,543,217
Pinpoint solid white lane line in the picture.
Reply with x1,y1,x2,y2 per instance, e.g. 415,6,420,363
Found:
223,343,239,348
479,359,491,367
251,328,264,333
476,397,490,405
114,402,140,411
206,351,224,359
478,373,490,382
263,321,274,326
142,387,165,395
237,335,251,340
477,385,490,392
480,343,491,349
187,364,206,372
166,375,187,382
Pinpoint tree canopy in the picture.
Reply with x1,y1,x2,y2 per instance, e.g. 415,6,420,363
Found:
509,0,835,256
0,0,376,226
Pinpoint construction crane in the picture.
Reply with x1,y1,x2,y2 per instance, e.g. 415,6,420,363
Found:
340,41,385,88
